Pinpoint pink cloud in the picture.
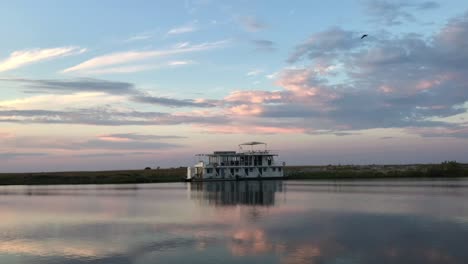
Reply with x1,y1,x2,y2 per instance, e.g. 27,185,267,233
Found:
97,135,131,142
379,85,394,94
224,90,282,104
415,74,454,91
197,125,305,134
228,104,263,116
275,69,338,103
407,126,468,138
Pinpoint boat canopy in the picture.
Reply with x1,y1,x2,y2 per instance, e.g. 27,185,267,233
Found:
239,141,267,151
239,141,266,146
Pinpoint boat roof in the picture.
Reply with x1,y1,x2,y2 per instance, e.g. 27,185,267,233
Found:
239,141,266,146
196,150,277,156
195,142,278,156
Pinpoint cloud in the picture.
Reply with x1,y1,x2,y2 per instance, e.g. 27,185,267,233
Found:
9,135,184,151
418,1,440,10
238,16,267,32
0,77,217,108
0,78,137,94
364,0,440,26
224,90,282,104
81,64,159,74
3,11,468,138
125,32,153,42
265,72,279,79
246,69,264,77
287,27,361,63
62,40,227,74
98,133,186,141
72,152,158,158
72,139,182,150
167,21,199,35
132,94,218,108
215,12,468,136
197,125,305,134
0,107,229,126
251,39,275,51
0,92,126,111
167,60,195,66
0,47,85,72
408,126,468,138
0,152,48,159
75,61,194,74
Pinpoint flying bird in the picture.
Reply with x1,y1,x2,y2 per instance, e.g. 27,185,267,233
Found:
361,34,368,39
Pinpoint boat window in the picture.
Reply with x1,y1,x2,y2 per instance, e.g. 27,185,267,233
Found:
263,168,267,172
278,167,282,172
206,168,213,173
249,168,253,172
273,167,276,171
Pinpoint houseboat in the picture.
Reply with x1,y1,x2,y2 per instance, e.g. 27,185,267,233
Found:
186,142,285,181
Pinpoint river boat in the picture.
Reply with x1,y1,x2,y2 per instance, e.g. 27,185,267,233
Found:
186,142,285,181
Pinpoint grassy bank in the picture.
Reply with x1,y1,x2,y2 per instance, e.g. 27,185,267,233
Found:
0,162,467,185
0,168,186,185
286,161,468,180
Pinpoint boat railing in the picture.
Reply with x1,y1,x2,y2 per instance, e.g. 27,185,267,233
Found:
207,161,285,167
238,150,279,155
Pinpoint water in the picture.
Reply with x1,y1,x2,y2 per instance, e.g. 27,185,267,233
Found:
1,179,468,264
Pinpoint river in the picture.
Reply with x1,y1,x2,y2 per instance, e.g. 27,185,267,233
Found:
0,179,467,263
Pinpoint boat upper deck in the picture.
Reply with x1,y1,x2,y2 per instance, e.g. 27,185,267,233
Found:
192,142,284,168
197,150,279,157
196,141,278,157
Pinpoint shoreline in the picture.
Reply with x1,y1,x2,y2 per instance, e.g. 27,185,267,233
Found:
0,162,467,186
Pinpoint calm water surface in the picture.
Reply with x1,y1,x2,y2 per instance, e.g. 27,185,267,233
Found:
1,179,468,264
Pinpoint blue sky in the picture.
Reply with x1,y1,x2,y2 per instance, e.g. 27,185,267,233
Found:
1,0,468,172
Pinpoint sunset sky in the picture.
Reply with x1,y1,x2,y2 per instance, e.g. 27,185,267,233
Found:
1,0,468,172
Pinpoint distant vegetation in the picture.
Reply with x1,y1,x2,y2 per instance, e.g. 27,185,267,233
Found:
0,162,466,185
0,168,186,185
286,161,468,179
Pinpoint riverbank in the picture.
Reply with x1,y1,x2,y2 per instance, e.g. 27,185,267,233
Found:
0,162,467,185
0,168,186,185
286,162,468,180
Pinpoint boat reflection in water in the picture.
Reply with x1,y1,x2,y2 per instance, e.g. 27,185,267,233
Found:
189,180,284,207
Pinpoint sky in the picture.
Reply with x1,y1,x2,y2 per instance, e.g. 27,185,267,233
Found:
1,0,468,172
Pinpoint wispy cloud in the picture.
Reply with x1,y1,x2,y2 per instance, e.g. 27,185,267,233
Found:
62,40,227,74
238,16,267,32
125,32,153,42
167,60,195,66
98,133,185,141
364,0,440,25
0,92,126,110
287,27,360,63
246,69,264,77
198,125,305,134
0,152,48,159
82,64,159,74
10,136,184,151
132,94,217,108
0,77,218,108
251,39,275,51
167,21,199,35
0,78,137,94
0,47,86,72
0,107,229,126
